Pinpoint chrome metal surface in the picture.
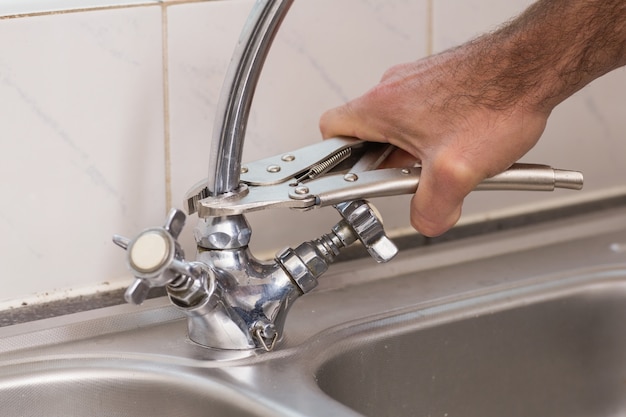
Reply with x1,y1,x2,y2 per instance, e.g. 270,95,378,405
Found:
191,246,302,350
208,0,293,196
114,209,192,305
334,199,398,263
194,214,252,250
115,210,303,350
6,208,626,416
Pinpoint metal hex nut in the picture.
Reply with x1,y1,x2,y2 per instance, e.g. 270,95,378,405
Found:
194,215,252,249
276,246,321,293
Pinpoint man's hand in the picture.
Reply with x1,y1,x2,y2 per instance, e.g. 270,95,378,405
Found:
320,0,625,237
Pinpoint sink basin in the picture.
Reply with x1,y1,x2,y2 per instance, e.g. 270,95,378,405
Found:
315,268,626,417
0,357,274,417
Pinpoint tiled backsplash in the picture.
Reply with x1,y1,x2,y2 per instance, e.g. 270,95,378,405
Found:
0,5,166,306
1,0,625,307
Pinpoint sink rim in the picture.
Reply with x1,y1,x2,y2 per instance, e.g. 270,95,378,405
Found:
296,263,626,370
0,354,292,417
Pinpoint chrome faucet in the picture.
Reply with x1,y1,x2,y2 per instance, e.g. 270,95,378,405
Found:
113,0,584,352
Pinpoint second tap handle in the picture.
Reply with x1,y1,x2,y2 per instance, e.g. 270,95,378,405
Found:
125,279,152,305
335,200,398,263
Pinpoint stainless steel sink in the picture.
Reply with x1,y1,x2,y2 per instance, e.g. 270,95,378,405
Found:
0,358,272,417
0,303,286,417
1,207,625,417
314,268,626,417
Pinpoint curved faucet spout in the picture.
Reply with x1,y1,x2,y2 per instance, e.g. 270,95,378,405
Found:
208,0,294,196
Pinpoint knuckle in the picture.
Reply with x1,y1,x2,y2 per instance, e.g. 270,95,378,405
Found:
429,153,483,192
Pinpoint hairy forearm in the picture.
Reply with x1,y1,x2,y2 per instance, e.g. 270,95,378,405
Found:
453,0,626,113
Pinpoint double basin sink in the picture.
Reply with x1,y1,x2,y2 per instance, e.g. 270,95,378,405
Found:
1,207,625,416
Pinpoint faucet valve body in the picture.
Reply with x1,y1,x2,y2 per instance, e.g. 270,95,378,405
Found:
113,199,397,351
277,199,399,293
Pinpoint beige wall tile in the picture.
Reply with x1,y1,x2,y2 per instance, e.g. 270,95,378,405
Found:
0,6,165,304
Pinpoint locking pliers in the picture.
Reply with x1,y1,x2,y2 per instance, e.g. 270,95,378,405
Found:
185,137,584,218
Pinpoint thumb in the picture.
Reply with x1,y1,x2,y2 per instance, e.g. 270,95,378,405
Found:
410,156,484,237
319,103,359,139
319,99,385,142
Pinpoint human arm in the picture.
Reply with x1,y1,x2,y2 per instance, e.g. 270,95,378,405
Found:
319,0,626,237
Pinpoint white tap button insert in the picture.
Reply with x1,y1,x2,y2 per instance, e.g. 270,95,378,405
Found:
130,231,170,273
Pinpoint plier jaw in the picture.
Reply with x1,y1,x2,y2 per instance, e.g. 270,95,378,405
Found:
186,138,395,217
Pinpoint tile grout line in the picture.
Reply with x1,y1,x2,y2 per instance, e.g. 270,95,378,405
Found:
161,4,173,212
0,3,155,20
157,0,228,214
0,0,224,19
159,0,222,213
